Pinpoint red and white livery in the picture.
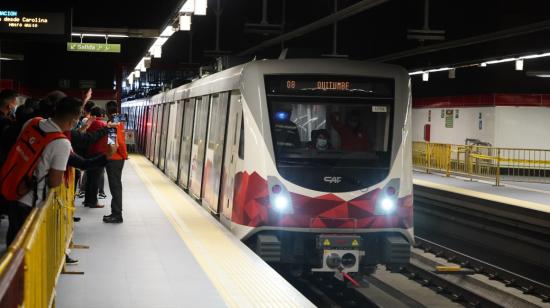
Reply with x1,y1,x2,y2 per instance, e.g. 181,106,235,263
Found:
123,59,413,275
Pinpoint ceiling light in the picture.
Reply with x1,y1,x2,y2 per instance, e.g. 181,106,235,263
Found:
526,71,550,78
515,59,524,71
195,0,207,15
180,0,195,13
520,52,550,60
422,72,429,81
409,71,423,76
480,62,487,67
484,58,516,65
180,14,192,31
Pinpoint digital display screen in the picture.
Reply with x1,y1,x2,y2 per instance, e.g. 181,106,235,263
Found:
0,10,66,35
266,75,394,98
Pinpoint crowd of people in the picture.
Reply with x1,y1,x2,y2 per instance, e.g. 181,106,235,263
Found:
0,88,128,264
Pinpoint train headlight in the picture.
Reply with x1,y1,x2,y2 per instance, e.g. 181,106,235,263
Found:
274,195,289,212
381,198,396,213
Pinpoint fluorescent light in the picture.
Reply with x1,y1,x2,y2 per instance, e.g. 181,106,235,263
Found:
422,72,429,81
484,58,516,65
180,14,192,31
526,71,550,78
71,33,129,38
195,0,207,15
515,59,524,71
520,52,550,60
160,25,175,37
180,0,194,13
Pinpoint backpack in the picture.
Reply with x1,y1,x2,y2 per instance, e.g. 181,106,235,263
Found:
0,117,67,202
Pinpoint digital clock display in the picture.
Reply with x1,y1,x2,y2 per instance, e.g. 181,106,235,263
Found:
266,75,394,98
0,10,66,35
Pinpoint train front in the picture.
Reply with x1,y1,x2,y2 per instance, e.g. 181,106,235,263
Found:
235,60,413,276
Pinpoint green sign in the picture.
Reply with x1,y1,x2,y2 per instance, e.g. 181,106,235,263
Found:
445,109,454,128
67,42,121,53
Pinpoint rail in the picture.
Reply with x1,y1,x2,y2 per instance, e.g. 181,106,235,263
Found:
0,169,75,307
413,141,550,185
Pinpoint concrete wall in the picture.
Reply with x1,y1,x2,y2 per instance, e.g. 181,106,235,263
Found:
412,107,495,145
494,107,550,149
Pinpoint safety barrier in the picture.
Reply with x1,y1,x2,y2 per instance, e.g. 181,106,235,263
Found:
0,169,75,307
413,142,550,185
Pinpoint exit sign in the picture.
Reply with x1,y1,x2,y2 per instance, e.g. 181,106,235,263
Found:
67,42,121,53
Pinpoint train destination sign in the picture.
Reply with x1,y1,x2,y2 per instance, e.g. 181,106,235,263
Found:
0,10,66,35
266,76,394,97
67,43,121,53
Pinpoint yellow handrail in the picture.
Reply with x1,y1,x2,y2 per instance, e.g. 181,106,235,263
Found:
0,169,75,308
413,142,550,185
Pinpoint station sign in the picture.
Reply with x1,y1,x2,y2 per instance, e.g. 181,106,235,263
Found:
67,42,121,53
0,10,66,35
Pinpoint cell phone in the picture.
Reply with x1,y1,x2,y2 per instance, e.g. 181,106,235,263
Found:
107,128,117,145
113,114,128,123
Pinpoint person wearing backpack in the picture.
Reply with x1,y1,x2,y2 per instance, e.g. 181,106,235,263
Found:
0,96,83,245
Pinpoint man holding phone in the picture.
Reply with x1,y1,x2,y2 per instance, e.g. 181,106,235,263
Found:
102,101,128,223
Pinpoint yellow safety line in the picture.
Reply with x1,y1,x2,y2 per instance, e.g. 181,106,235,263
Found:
413,178,550,214
129,155,314,308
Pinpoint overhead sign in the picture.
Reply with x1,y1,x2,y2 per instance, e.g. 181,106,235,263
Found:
0,10,65,35
67,42,121,53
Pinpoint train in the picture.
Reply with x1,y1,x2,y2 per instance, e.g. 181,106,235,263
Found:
122,58,413,277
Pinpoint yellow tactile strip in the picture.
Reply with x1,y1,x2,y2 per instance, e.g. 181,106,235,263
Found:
130,155,314,308
414,178,550,214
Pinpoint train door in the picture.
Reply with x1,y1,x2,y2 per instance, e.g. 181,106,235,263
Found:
153,104,163,166
202,92,230,213
159,102,171,171
220,91,243,221
189,95,211,199
148,105,158,161
178,98,196,189
145,106,153,156
166,101,182,181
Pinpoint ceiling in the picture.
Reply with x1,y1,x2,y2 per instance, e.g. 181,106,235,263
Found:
2,0,550,96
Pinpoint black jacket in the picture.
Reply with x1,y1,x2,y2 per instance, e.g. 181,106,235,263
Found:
70,128,108,157
68,152,109,170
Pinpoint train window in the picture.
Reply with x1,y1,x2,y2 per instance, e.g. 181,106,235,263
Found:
203,92,230,211
267,98,394,192
189,95,211,198
238,118,244,159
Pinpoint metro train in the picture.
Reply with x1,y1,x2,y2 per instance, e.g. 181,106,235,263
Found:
122,59,413,276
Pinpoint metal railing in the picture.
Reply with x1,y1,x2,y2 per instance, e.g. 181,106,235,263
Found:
413,142,550,185
0,169,75,307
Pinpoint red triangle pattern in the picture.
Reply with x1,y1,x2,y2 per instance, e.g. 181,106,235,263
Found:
231,172,413,229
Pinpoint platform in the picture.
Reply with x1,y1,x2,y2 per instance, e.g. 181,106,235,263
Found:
413,171,550,212
57,155,313,308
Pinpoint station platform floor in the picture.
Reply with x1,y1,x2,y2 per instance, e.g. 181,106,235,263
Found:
57,155,313,308
413,171,550,211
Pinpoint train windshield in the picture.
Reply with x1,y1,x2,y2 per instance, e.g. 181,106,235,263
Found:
265,75,394,192
269,101,392,166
